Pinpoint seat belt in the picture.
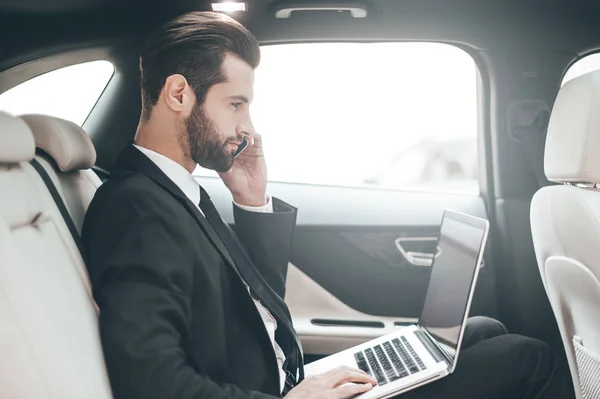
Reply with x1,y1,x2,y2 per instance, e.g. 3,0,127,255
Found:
30,158,87,262
92,165,110,182
507,99,551,188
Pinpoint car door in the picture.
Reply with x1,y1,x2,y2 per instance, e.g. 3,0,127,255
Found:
196,40,498,363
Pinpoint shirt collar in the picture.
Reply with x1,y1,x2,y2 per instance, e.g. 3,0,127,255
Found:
133,144,200,205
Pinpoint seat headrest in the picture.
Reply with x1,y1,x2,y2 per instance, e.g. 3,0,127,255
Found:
0,111,35,164
545,70,600,184
21,114,96,172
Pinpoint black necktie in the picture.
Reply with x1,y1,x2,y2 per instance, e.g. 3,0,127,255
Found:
197,186,303,387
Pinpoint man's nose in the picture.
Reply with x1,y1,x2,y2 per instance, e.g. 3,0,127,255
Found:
237,120,256,137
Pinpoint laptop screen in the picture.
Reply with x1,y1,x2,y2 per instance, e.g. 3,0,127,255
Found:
418,210,488,360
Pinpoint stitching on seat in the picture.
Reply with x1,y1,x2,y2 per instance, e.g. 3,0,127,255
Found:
30,212,44,228
548,189,566,255
9,212,49,231
582,76,598,180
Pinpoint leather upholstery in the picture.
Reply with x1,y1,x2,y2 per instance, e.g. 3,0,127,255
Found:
22,114,102,231
0,112,112,398
531,69,600,399
0,111,35,163
22,114,96,172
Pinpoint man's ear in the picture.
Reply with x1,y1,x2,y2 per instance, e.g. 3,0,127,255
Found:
163,74,195,115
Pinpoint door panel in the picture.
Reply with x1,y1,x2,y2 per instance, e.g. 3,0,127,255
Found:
285,263,415,355
199,177,497,357
290,228,436,317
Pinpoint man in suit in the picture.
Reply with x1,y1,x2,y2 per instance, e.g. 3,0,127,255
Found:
82,11,573,399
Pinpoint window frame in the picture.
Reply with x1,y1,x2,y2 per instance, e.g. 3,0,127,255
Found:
0,58,115,126
194,40,488,196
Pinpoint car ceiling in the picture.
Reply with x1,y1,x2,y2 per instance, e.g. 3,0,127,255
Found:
2,0,594,169
2,0,600,72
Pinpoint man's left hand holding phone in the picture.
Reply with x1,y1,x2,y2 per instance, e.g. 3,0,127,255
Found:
219,133,269,208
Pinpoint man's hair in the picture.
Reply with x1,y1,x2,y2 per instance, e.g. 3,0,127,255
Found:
139,11,260,119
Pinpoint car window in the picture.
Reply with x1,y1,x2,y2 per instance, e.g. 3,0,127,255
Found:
194,42,480,194
562,53,600,86
0,60,114,126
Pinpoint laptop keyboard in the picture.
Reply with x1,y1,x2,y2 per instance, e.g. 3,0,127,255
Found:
353,337,426,386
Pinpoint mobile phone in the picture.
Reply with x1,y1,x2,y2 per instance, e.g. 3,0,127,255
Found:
233,136,249,158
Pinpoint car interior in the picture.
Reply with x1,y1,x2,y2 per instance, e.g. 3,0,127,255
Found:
2,0,600,397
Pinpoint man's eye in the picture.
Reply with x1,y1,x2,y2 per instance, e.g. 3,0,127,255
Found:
232,102,243,109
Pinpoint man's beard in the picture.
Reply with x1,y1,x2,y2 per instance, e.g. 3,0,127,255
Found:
184,104,239,173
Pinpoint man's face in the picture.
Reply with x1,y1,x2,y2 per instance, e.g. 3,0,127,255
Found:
184,54,255,173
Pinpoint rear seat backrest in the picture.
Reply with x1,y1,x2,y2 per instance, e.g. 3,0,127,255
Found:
0,111,113,399
21,114,102,232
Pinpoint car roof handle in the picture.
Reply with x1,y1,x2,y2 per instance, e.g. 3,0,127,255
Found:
273,1,368,19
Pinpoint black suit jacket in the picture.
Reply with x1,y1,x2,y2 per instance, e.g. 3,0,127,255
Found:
82,144,301,399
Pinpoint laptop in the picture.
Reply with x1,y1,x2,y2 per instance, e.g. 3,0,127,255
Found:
303,209,490,399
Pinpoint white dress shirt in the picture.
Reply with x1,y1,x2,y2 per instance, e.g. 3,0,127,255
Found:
133,145,287,393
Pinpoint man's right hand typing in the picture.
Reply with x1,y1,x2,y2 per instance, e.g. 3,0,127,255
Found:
285,366,377,399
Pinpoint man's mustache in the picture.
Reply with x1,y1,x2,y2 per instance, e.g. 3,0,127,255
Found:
223,135,245,146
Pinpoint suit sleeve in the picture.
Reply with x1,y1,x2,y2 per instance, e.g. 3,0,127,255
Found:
83,184,279,399
232,197,297,299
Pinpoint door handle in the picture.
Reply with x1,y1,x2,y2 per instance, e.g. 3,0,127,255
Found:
395,236,485,268
395,237,440,267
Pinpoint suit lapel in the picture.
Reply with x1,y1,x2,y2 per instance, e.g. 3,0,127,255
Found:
117,144,238,271
178,199,240,274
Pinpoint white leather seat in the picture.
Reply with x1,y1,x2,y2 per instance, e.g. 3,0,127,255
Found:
531,70,600,399
21,114,102,232
0,111,112,399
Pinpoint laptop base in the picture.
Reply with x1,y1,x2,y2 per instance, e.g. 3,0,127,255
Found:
304,325,449,399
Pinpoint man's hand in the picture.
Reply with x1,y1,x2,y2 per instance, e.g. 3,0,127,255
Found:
284,366,377,399
218,133,268,207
